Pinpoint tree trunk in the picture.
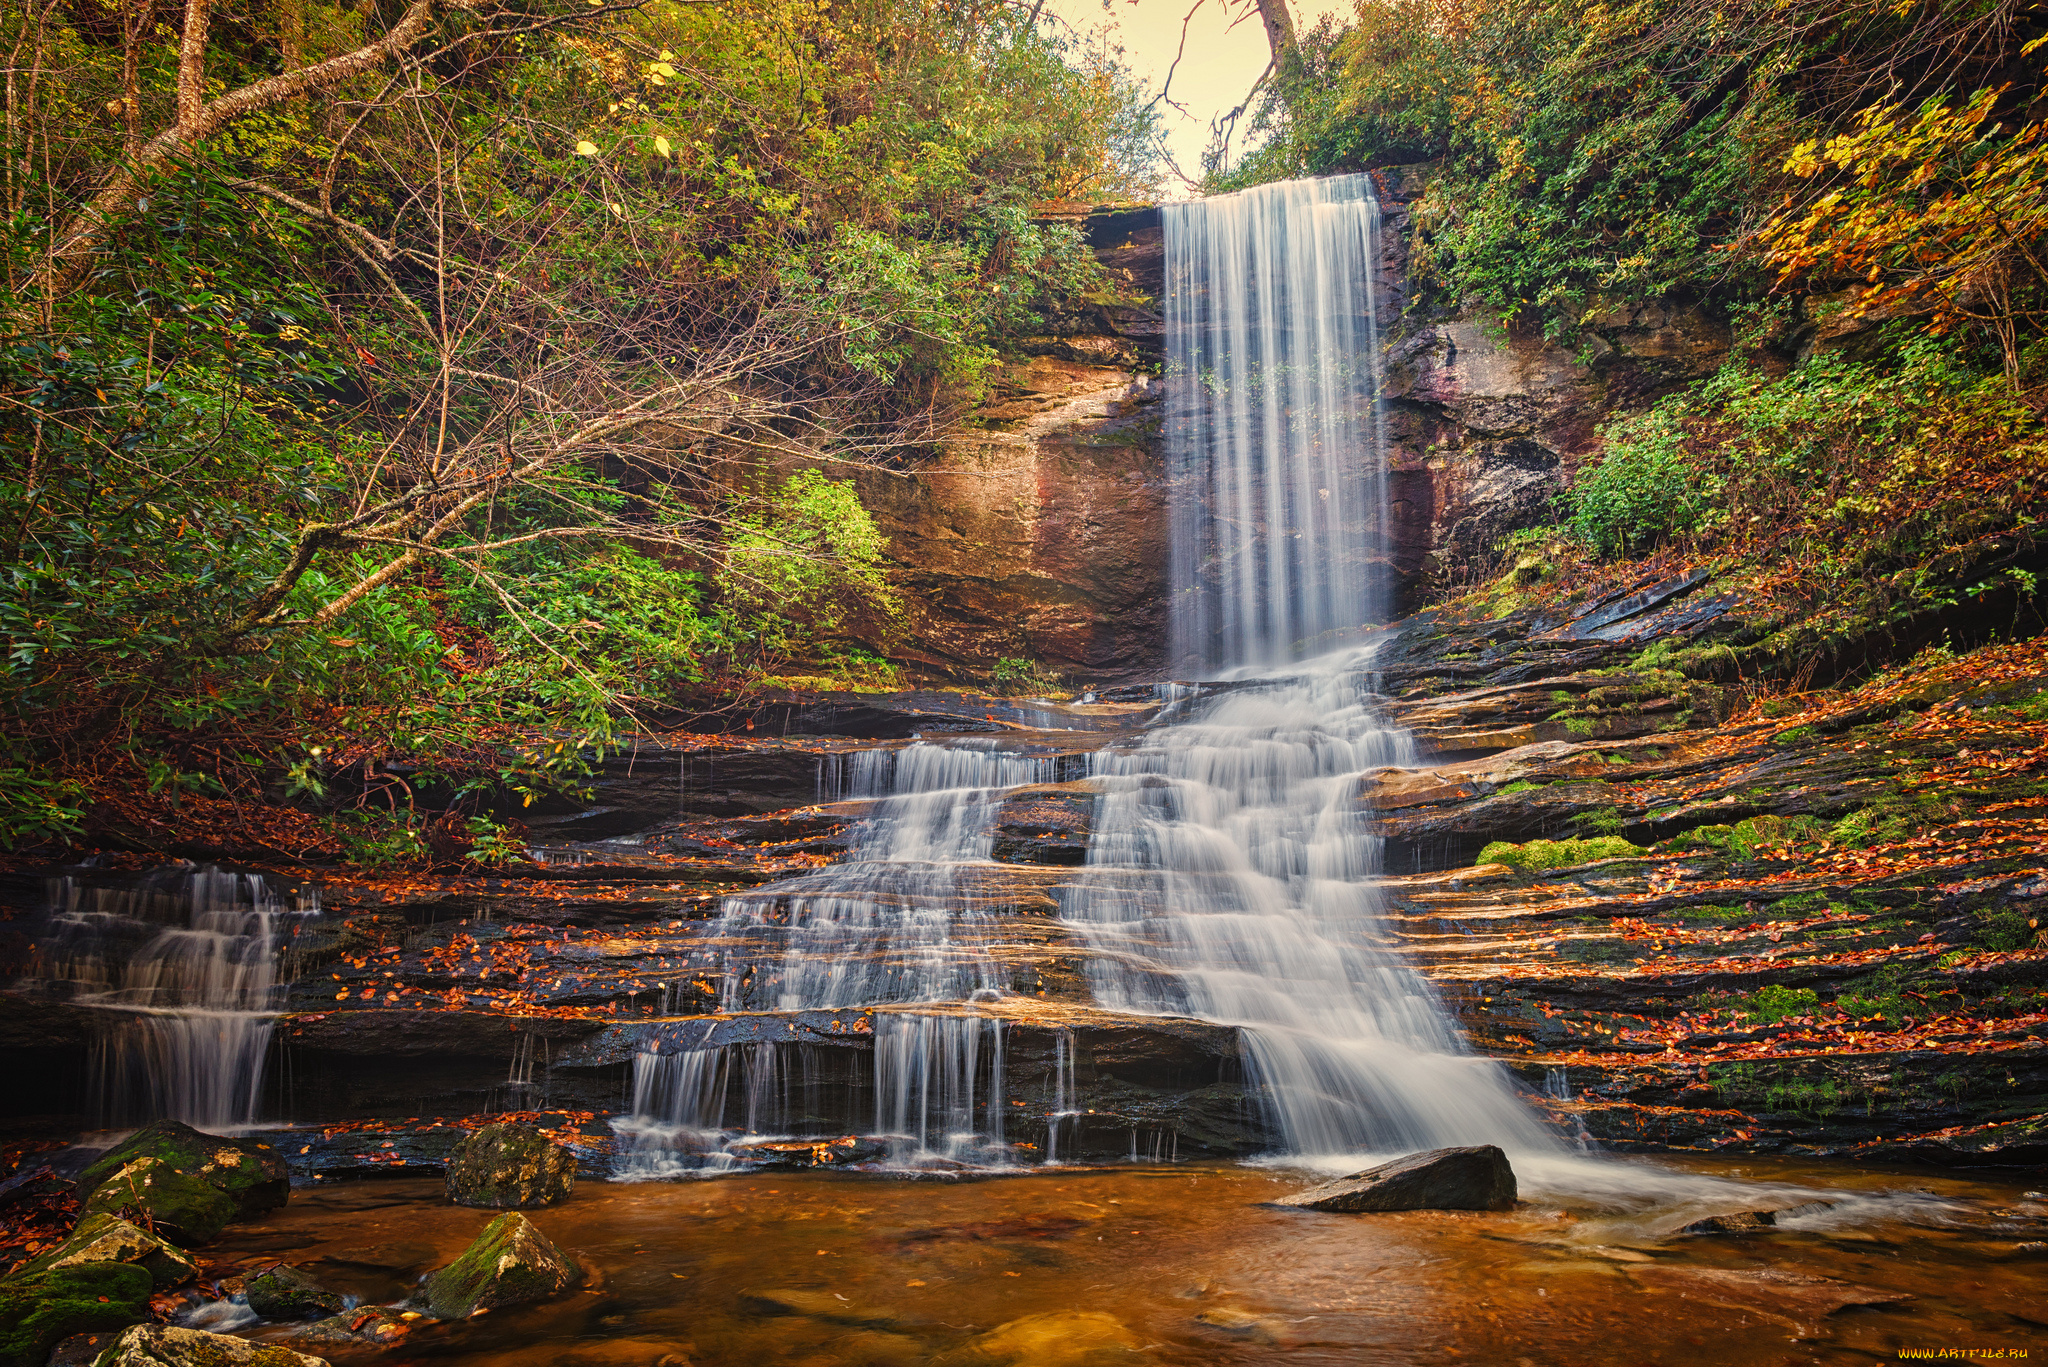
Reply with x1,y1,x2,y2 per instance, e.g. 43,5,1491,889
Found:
1252,0,1296,65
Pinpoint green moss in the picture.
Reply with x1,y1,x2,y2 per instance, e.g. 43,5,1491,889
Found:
1563,716,1596,737
420,1212,580,1320
0,1263,151,1367
1738,984,1819,1023
1476,836,1646,871
82,1158,238,1246
1497,780,1544,795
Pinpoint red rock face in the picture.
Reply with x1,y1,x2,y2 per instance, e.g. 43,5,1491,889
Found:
848,356,1168,684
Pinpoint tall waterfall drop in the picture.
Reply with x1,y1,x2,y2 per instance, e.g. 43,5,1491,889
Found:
1165,173,1392,671
1061,174,1562,1162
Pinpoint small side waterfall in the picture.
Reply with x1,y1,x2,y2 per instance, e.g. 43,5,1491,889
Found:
34,866,320,1130
1165,173,1392,672
617,741,1048,1169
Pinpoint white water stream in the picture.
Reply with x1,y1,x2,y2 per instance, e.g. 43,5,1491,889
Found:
36,866,320,1130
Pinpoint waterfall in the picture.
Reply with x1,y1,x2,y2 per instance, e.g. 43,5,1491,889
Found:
34,866,320,1130
1165,173,1392,672
617,740,1048,1169
1056,174,1561,1165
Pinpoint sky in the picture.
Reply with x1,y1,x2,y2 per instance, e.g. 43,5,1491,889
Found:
1040,0,1354,196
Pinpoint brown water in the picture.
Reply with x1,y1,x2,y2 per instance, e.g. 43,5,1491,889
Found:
217,1158,2045,1367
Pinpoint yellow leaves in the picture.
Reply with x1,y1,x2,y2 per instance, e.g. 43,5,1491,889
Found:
654,135,672,159
648,61,676,85
574,140,599,157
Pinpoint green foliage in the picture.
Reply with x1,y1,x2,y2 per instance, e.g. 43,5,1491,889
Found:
1476,835,1645,871
720,470,900,664
1740,984,1820,1024
1979,910,2039,953
1666,814,1828,859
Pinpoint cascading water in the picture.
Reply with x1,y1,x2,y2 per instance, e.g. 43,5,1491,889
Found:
1165,173,1393,672
33,865,320,1130
616,741,1050,1170
1056,173,1564,1166
1061,658,1560,1162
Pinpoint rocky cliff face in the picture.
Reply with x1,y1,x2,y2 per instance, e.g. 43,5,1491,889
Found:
844,210,1170,685
1367,164,1734,598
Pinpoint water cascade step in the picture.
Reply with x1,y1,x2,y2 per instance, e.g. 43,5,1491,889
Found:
32,866,321,1130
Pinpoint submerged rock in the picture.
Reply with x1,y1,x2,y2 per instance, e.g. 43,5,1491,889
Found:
738,1287,899,1328
1272,1145,1518,1213
17,1213,196,1289
940,1311,1142,1366
291,1308,419,1347
87,1323,330,1366
444,1122,576,1209
1679,1200,1837,1235
81,1159,240,1246
79,1122,289,1224
244,1264,347,1320
418,1212,580,1319
0,1262,151,1367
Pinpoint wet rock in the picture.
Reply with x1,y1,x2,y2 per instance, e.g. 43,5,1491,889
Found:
1272,1145,1517,1213
0,1262,151,1367
725,1136,887,1169
418,1212,580,1319
291,1307,419,1347
86,1323,331,1367
1192,1307,1284,1343
444,1122,577,1209
1679,1200,1837,1235
0,1166,69,1213
243,1264,347,1320
44,1329,121,1366
17,1213,197,1289
939,1310,1142,1366
738,1288,898,1327
990,785,1095,866
80,1160,240,1247
79,1123,289,1226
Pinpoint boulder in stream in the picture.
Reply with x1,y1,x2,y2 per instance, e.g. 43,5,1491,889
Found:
443,1123,576,1209
86,1323,331,1367
939,1311,1143,1366
1271,1145,1518,1213
81,1159,239,1246
291,1308,418,1347
78,1122,289,1225
244,1264,348,1320
0,1262,151,1367
1678,1200,1837,1235
418,1212,580,1319
16,1212,196,1289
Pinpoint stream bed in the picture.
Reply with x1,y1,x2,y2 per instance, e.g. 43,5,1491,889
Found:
216,1157,2043,1366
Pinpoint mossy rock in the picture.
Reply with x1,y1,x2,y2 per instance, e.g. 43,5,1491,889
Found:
444,1122,576,1209
19,1213,197,1290
1475,836,1645,872
418,1212,579,1320
0,1262,151,1367
87,1322,331,1366
79,1122,288,1225
243,1264,345,1321
82,1160,239,1247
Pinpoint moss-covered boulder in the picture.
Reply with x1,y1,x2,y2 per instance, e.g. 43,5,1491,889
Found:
87,1323,330,1366
443,1123,576,1209
243,1265,345,1321
18,1213,197,1290
82,1159,239,1246
0,1263,151,1367
79,1123,288,1225
418,1213,579,1320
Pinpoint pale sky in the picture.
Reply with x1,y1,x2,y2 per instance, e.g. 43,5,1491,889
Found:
1042,0,1355,195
